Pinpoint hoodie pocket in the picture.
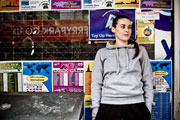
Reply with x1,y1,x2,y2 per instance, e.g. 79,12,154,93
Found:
103,74,143,97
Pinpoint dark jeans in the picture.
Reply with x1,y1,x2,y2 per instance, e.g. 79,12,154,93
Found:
95,102,151,120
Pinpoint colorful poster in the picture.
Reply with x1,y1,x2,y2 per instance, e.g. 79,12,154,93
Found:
51,0,81,9
0,62,22,92
136,11,160,20
83,0,113,9
84,61,94,106
141,0,172,9
137,20,155,44
53,62,84,92
150,60,172,120
89,9,135,40
20,0,50,11
151,60,172,92
155,10,172,60
114,0,139,8
0,0,19,11
0,20,88,42
23,62,52,92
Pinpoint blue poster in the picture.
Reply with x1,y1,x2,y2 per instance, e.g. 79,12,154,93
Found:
23,62,52,92
150,60,172,120
89,9,135,40
151,60,172,92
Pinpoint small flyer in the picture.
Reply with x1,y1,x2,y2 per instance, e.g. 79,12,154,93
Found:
136,11,160,20
51,0,81,9
141,0,172,9
83,0,113,9
114,0,139,8
20,0,50,11
0,0,19,11
137,20,155,44
23,62,52,92
53,62,84,92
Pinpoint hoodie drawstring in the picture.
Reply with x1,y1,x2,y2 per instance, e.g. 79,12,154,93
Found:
115,48,129,74
115,48,121,74
126,47,129,70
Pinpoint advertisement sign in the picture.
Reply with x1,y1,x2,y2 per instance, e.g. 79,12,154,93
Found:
89,9,135,40
20,0,50,11
0,0,19,11
83,0,113,9
23,62,52,92
53,61,84,92
114,0,139,8
51,0,81,9
0,62,22,92
150,60,172,120
137,20,155,44
141,0,172,9
84,61,94,106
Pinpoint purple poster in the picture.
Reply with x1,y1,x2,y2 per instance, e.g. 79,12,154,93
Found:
53,62,84,92
89,9,135,40
51,0,81,9
141,0,172,9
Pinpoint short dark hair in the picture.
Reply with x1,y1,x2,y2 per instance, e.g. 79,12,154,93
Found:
112,15,130,28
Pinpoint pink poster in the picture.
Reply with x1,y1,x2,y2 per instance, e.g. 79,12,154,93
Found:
53,62,84,92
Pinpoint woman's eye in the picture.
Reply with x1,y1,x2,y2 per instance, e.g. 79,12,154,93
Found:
120,25,125,29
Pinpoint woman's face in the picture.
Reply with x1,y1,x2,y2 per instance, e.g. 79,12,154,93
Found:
111,18,132,42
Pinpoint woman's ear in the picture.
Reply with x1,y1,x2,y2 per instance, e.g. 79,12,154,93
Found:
111,27,115,33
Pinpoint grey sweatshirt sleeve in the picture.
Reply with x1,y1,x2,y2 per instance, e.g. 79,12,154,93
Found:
91,49,104,117
140,46,154,113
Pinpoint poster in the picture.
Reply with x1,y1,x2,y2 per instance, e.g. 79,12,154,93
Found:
141,0,172,9
137,20,155,44
155,10,172,60
89,9,135,40
0,62,22,92
51,0,81,9
20,0,50,11
23,62,52,92
150,60,172,120
0,0,19,11
53,62,84,92
83,0,113,9
84,61,94,120
114,0,139,8
84,61,94,106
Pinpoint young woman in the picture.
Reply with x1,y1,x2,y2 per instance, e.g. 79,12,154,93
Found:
91,15,154,120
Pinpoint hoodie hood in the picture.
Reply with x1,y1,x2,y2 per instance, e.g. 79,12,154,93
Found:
106,42,134,74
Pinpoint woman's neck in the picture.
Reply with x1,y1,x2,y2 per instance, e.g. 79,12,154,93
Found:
115,40,128,47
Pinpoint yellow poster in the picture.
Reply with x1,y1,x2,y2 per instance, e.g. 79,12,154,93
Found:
84,61,94,106
114,0,139,8
0,0,19,11
137,20,155,44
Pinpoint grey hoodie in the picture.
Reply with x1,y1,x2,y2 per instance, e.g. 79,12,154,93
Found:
91,42,154,117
